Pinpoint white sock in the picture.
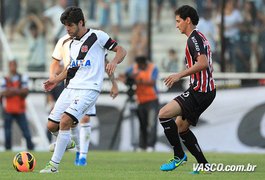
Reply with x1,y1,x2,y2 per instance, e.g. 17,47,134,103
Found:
51,130,71,166
71,126,80,152
79,122,91,159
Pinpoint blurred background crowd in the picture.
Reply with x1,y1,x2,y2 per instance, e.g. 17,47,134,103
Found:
1,0,265,75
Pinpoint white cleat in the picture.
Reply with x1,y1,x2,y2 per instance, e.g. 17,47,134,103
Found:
39,162,59,173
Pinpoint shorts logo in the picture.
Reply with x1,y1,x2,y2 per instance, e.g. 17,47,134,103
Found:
182,92,190,98
74,99,79,104
81,45,88,53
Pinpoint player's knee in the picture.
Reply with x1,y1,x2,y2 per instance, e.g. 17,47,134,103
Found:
47,121,59,132
60,114,73,130
81,115,90,123
158,107,169,119
176,118,189,133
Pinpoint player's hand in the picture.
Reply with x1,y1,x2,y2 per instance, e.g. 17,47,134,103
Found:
110,82,119,99
164,73,181,88
106,61,117,75
43,79,58,92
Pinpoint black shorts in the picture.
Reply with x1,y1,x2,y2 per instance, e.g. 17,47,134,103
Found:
174,86,216,126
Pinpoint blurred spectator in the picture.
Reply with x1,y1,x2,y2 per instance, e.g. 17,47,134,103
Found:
234,1,257,72
194,0,217,16
16,14,46,71
0,60,34,150
87,0,97,21
129,0,148,27
195,0,204,16
67,0,79,6
3,0,21,41
43,0,68,44
161,48,179,72
98,0,122,40
255,0,265,72
197,7,219,70
128,24,148,65
119,56,159,152
25,0,45,16
215,0,243,72
155,0,177,32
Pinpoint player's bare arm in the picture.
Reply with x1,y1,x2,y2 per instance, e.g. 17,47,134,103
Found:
44,68,67,92
109,79,118,99
105,59,119,99
106,45,127,75
49,59,62,79
164,54,208,88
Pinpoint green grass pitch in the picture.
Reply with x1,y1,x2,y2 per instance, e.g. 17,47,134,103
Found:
1,151,264,180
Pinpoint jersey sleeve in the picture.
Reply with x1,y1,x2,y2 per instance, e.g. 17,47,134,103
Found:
188,34,206,60
97,30,118,50
52,37,64,61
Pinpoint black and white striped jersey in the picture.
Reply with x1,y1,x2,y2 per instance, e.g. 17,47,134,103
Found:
65,28,117,91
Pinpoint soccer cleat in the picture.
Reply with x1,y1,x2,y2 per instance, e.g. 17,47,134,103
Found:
160,153,187,171
77,157,87,166
39,162,58,173
49,140,76,152
74,152,80,166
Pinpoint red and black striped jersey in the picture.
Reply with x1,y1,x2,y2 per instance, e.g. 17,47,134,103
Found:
185,29,215,92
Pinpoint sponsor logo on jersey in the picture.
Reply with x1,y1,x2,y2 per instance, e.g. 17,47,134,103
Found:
70,59,91,68
191,36,200,51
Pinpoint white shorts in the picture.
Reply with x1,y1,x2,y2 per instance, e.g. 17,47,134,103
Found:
48,88,99,124
86,104,96,116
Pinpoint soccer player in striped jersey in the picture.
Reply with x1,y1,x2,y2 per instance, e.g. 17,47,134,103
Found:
159,5,216,174
40,6,126,173
48,33,119,166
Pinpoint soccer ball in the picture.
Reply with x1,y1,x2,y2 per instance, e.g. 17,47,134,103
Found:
13,151,36,172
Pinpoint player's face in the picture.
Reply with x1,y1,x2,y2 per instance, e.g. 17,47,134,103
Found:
65,23,79,38
176,15,187,34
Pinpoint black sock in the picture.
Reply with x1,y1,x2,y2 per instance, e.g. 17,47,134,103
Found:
160,118,185,159
180,129,208,164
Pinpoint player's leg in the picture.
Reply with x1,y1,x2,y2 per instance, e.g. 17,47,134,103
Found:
70,123,80,164
47,89,75,152
178,89,216,174
40,113,74,173
77,115,91,166
178,118,208,164
159,99,187,171
40,89,99,173
77,105,96,166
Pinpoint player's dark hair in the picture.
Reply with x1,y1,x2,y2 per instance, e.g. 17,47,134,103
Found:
60,6,85,26
175,5,199,25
